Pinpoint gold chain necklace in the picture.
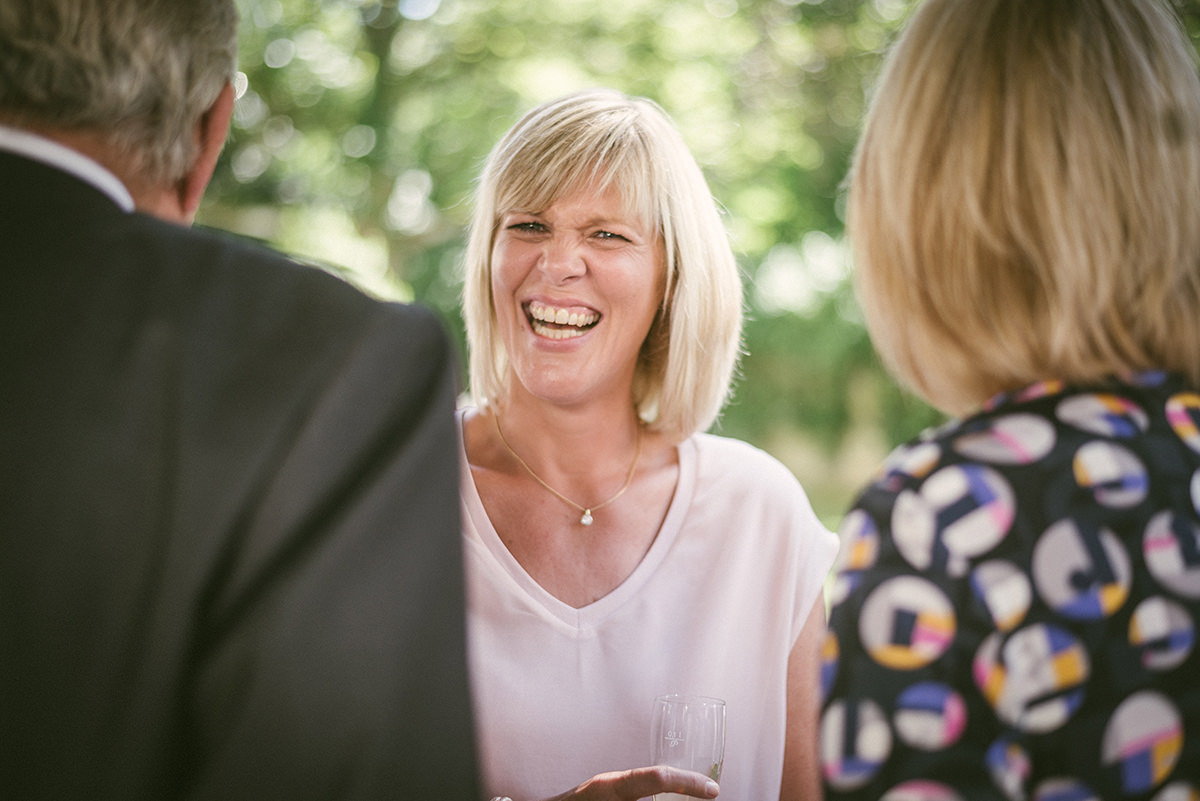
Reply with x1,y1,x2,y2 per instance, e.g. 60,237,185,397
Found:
493,412,643,526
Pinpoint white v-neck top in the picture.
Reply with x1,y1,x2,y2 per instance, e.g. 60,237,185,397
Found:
459,410,840,800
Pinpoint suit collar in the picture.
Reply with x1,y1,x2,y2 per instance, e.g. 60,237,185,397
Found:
0,124,134,212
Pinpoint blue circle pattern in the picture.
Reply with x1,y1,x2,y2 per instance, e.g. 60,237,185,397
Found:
822,373,1200,800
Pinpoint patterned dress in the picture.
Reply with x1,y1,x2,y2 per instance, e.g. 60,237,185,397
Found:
821,372,1200,801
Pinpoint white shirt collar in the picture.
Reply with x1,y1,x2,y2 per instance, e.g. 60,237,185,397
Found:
0,124,135,212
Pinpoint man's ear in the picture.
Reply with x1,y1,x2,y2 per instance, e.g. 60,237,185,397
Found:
178,81,235,222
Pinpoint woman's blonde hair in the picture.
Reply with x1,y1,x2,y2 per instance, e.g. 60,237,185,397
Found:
849,0,1200,414
462,88,743,441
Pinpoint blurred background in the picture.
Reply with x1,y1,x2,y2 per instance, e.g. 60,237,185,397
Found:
199,0,1200,528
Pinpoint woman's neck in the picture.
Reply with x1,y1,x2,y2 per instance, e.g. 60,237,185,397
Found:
489,390,643,488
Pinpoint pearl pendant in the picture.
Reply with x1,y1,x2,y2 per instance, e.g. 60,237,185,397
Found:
580,509,594,526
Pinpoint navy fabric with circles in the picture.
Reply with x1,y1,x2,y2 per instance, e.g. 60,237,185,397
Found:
822,372,1200,801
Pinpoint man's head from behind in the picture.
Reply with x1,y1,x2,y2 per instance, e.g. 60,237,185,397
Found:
0,0,238,217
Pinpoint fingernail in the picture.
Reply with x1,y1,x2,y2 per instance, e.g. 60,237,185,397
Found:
705,779,720,796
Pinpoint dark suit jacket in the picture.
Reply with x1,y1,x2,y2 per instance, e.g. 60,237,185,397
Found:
0,151,479,799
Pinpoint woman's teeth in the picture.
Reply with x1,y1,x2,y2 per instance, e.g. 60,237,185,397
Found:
528,302,599,339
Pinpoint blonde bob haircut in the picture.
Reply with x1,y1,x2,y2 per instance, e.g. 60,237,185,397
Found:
462,88,743,442
849,0,1200,415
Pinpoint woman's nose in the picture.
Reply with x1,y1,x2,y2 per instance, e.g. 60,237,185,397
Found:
539,237,586,283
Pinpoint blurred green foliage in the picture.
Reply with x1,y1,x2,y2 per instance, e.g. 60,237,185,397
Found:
199,0,1200,523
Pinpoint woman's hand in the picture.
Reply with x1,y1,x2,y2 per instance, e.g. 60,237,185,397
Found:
541,766,720,801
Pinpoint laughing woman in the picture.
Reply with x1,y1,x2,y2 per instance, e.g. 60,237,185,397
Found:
457,89,839,801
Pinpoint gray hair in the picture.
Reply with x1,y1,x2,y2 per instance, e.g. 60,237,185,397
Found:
0,0,238,185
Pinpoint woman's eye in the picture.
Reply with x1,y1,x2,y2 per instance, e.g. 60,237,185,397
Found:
594,230,629,242
508,221,545,233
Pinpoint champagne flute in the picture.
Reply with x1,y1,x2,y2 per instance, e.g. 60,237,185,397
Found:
650,694,726,801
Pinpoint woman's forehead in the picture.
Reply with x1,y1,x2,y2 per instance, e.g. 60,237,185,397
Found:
499,171,656,226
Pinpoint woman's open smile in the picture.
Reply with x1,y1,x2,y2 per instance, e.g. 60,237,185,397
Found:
525,300,600,341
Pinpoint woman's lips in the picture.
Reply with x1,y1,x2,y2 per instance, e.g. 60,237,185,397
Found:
525,301,600,340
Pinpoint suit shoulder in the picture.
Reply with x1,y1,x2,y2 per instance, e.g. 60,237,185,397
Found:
151,221,446,328
125,219,456,376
